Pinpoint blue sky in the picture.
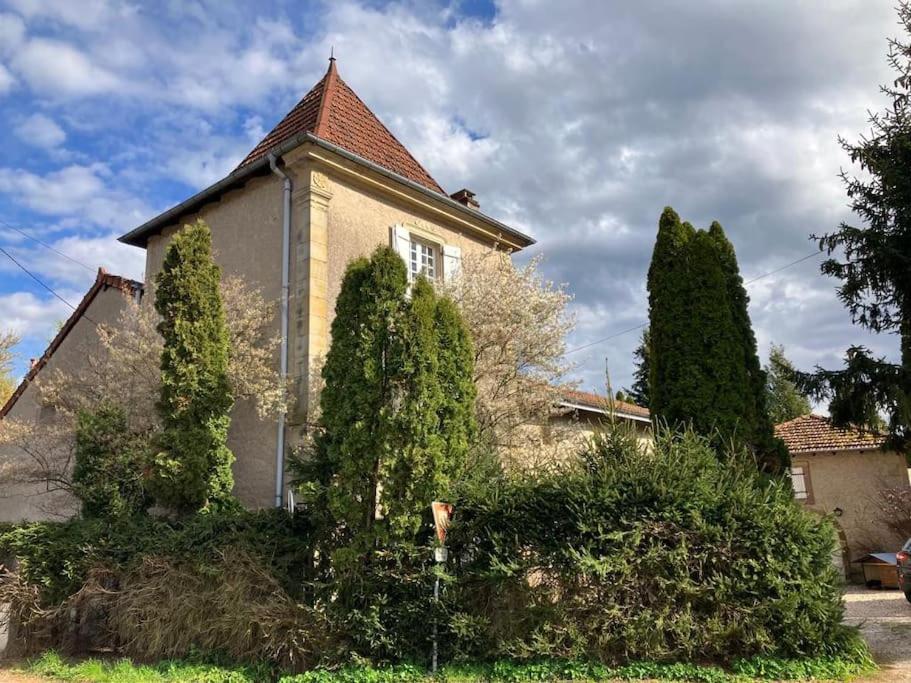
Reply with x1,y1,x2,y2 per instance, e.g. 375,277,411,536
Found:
0,0,903,397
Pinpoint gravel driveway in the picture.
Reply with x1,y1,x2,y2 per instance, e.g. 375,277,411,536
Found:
844,585,911,681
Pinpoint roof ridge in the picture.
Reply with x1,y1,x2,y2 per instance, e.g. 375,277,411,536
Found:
313,57,338,138
325,73,443,193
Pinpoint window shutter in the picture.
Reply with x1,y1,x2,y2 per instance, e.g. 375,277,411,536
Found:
443,244,462,281
391,224,411,266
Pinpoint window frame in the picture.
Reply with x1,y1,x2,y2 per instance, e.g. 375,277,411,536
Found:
408,236,440,282
788,461,814,505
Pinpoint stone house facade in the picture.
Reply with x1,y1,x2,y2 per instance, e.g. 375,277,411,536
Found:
775,414,911,580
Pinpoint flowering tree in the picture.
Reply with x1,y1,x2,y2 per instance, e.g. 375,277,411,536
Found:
0,330,18,407
0,275,286,508
440,250,576,454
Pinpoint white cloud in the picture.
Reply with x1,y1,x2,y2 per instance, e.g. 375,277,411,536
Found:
0,164,153,230
0,13,25,55
3,0,125,31
0,63,14,94
0,290,73,341
14,113,66,149
11,38,123,97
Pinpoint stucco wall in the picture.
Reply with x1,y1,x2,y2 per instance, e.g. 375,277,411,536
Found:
0,286,132,522
143,175,284,509
323,170,495,315
795,448,910,567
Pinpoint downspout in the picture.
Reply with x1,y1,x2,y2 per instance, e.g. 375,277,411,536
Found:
269,153,292,508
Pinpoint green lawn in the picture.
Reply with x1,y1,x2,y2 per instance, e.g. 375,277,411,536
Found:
17,651,877,683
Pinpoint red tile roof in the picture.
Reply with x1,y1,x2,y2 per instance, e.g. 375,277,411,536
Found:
775,414,887,454
238,58,444,194
0,269,143,418
561,388,651,420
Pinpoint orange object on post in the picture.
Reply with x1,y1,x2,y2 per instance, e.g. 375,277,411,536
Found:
431,501,454,545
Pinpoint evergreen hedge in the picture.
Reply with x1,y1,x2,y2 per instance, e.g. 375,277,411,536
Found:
446,427,852,664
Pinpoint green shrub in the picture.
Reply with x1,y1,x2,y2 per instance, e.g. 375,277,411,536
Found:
445,426,854,664
0,508,311,607
72,403,151,520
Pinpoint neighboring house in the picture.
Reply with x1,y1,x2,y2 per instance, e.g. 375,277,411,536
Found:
0,270,143,521
775,414,910,580
1,58,541,515
557,389,652,448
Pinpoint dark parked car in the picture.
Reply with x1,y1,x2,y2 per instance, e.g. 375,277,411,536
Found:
897,539,911,602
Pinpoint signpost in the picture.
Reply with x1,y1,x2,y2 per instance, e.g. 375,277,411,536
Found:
431,501,453,674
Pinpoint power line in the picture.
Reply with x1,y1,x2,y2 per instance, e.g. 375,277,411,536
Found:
564,248,824,356
0,218,97,273
0,245,90,319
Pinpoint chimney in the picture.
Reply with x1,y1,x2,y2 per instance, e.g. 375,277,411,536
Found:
450,188,479,210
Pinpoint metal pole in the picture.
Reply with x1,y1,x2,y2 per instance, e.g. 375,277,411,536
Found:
432,545,447,674
432,573,440,673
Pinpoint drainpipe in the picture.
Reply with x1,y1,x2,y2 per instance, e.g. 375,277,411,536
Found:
269,153,292,508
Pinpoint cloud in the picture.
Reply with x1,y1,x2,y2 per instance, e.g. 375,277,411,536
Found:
0,0,904,400
0,164,153,230
11,38,124,97
14,113,66,148
0,290,74,341
0,63,14,94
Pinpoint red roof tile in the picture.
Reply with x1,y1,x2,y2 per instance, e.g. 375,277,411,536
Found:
561,388,651,420
238,59,444,194
775,414,887,454
0,269,143,419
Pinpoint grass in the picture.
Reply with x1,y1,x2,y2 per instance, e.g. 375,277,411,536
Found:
20,651,877,683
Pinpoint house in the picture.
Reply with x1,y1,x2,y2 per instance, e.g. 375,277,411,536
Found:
1,58,545,517
775,414,910,580
557,389,652,448
0,270,143,520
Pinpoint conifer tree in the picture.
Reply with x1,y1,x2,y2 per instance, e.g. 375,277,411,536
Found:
798,2,911,449
647,207,787,470
623,328,650,407
150,220,234,513
311,247,476,551
766,344,812,424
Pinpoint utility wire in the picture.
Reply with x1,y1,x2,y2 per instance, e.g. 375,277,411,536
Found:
0,218,97,274
564,248,824,356
0,245,93,321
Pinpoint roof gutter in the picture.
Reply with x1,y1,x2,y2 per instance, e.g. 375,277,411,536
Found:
557,400,651,424
119,133,535,249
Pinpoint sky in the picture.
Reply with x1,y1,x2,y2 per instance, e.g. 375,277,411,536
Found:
0,0,904,398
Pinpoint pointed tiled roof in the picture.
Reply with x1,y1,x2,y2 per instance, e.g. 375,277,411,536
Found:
238,58,444,194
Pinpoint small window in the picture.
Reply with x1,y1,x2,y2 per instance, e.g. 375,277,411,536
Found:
408,238,438,281
789,465,809,501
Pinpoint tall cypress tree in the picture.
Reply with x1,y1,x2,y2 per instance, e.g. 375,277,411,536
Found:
311,247,476,551
151,220,234,513
648,207,696,422
647,207,787,470
709,221,787,469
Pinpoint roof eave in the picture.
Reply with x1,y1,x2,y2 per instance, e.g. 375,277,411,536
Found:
119,133,535,250
557,400,651,424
